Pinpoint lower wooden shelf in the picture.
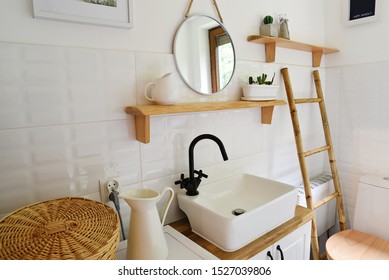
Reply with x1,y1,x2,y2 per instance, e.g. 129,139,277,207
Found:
169,205,313,260
125,100,286,144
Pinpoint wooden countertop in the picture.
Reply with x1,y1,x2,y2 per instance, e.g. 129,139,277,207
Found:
169,205,313,260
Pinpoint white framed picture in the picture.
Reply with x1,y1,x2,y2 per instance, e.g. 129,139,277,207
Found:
342,0,381,26
33,0,134,28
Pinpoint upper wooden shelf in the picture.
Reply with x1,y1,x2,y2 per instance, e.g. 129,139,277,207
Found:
125,100,286,143
247,35,339,67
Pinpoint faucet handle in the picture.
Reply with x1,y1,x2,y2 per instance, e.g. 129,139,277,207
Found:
194,170,208,179
174,173,185,185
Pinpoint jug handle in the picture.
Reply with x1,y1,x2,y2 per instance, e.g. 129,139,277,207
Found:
159,187,174,225
144,82,156,101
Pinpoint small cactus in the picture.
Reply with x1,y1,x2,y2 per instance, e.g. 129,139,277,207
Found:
257,74,267,84
265,73,275,85
263,15,273,25
248,73,275,85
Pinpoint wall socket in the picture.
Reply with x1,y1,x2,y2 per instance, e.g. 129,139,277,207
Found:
99,177,120,203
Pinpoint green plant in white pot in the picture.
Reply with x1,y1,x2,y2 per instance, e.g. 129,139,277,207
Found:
260,15,278,37
242,73,279,101
249,73,275,85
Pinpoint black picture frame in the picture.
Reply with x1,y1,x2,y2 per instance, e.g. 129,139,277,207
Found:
343,0,380,26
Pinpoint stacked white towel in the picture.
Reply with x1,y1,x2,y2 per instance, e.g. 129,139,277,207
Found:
298,173,336,236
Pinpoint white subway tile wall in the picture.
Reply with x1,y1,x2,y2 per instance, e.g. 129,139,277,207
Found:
325,62,389,228
0,42,327,228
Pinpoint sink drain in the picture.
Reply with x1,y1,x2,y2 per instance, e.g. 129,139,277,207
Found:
232,208,246,216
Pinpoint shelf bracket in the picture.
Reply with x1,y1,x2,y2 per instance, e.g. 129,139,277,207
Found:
312,50,323,68
261,106,275,124
265,43,276,63
134,115,150,144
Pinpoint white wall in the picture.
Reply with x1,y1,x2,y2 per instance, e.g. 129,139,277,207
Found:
0,0,327,62
324,0,389,226
325,0,389,66
0,0,328,238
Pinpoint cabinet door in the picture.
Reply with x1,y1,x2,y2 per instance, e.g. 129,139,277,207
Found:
274,221,311,260
250,221,311,260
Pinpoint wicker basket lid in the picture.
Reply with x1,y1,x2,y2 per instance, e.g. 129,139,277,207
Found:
0,197,120,260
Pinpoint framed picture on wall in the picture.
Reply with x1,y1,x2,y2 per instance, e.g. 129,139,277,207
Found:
342,0,381,26
32,0,134,28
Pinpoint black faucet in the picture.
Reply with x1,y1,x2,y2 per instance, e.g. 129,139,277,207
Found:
175,134,228,196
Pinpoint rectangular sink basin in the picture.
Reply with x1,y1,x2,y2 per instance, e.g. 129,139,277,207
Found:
177,173,298,252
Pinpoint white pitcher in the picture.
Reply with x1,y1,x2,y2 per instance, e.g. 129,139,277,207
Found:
119,187,174,260
144,73,178,105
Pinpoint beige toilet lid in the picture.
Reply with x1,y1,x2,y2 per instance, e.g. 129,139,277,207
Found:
326,229,389,260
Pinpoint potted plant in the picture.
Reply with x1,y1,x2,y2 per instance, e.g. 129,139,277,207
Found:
242,73,279,100
260,15,278,37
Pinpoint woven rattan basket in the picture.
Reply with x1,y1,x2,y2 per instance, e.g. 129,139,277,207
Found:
0,197,120,260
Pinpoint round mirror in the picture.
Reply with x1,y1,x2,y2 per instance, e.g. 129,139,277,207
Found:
173,15,236,95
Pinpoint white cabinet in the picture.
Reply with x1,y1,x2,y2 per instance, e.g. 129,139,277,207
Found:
250,221,311,260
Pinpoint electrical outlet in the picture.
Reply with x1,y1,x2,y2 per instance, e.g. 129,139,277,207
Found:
99,177,120,203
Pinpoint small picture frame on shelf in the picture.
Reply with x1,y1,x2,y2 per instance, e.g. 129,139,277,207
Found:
342,0,381,26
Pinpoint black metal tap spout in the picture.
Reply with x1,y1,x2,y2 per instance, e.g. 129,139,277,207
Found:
189,134,228,182
175,134,228,196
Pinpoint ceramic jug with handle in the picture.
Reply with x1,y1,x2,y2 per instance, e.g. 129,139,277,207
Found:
119,187,174,260
144,73,178,105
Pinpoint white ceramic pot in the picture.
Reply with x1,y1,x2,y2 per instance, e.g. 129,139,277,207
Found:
242,84,279,100
260,24,278,37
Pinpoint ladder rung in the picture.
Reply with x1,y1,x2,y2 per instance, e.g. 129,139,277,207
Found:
294,98,322,104
303,145,331,157
313,192,339,210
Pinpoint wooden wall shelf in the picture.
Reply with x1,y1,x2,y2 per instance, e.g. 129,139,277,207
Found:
247,35,339,67
125,100,286,143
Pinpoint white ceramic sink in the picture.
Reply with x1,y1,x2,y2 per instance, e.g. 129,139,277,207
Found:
177,173,298,252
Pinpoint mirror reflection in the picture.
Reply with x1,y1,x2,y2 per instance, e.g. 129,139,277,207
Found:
173,15,236,95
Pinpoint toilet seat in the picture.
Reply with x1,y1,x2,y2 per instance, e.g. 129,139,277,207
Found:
326,229,389,260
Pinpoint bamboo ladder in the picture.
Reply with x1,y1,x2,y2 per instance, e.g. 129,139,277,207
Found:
280,68,347,260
